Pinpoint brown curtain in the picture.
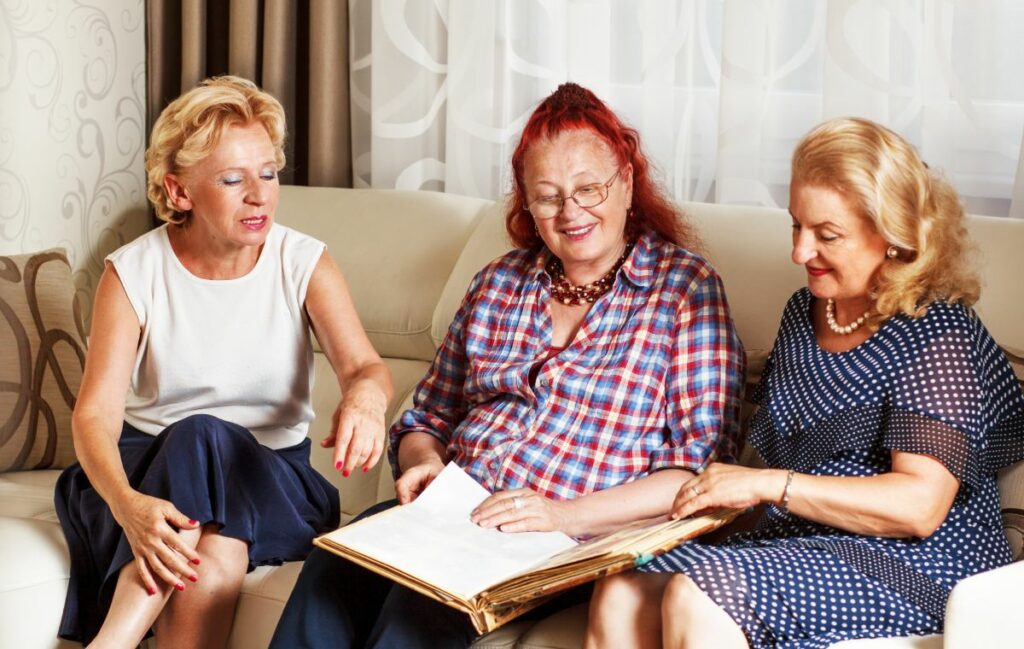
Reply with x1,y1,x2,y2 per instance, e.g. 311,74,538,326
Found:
146,0,351,187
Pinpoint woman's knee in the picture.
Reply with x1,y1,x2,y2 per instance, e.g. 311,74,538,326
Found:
587,573,668,648
194,528,248,593
591,571,670,626
661,573,748,648
591,572,645,612
661,574,706,620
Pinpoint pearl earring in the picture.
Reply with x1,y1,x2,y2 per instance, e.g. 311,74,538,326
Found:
886,246,899,259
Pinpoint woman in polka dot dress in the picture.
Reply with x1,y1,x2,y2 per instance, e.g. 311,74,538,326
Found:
584,117,1024,649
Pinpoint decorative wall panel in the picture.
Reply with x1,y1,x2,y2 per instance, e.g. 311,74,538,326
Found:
0,0,149,328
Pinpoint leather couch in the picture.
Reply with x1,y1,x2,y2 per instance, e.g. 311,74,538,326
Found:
1,185,1021,648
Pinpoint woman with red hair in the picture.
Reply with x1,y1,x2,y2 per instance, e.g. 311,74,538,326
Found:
270,83,745,648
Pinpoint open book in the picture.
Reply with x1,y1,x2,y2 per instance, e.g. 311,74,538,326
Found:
314,463,739,634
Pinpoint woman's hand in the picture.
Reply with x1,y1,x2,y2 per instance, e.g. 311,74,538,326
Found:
671,463,787,520
110,490,201,593
322,380,388,477
470,489,575,535
394,457,446,504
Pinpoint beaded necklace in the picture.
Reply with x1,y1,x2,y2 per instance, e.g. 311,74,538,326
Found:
545,243,633,306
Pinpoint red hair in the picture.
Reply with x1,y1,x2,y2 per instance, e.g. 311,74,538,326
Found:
506,83,696,250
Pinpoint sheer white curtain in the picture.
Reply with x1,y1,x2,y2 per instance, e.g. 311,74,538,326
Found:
349,0,1024,217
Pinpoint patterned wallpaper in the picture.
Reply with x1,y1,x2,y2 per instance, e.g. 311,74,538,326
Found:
0,0,149,328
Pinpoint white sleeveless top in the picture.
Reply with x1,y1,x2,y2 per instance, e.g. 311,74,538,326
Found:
107,223,325,449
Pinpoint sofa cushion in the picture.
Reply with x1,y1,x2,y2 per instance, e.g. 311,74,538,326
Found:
224,562,304,649
0,517,76,649
471,619,544,649
277,186,491,363
0,515,309,649
513,602,588,649
0,249,86,472
432,201,513,348
305,354,429,522
0,469,62,520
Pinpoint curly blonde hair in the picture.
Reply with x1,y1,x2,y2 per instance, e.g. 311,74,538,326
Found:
792,117,979,326
146,75,287,224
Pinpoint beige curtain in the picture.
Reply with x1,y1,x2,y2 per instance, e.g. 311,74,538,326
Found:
147,0,351,187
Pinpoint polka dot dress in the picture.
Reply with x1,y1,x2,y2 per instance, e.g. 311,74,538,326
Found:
642,288,1024,648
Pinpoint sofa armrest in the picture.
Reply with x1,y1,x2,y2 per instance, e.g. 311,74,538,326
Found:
943,560,1024,648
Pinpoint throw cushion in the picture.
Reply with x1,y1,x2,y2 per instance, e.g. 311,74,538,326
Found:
0,249,86,471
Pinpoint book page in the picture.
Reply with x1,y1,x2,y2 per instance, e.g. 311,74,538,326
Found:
322,463,578,600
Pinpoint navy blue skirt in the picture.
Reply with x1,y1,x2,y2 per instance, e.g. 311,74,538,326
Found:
54,415,340,644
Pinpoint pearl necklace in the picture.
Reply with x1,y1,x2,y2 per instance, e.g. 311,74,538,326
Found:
825,298,870,335
545,244,633,306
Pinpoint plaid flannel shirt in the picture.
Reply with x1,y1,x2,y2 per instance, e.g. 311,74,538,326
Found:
390,229,745,501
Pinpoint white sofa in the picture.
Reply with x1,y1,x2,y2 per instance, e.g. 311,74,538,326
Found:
1,185,1021,649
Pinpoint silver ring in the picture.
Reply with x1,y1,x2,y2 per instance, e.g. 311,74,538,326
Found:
512,496,523,511
690,486,701,497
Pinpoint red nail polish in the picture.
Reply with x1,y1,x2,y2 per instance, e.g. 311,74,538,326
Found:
147,587,156,596
335,461,342,470
362,466,369,473
191,558,201,565
188,575,198,582
174,583,185,591
188,519,198,526
343,470,350,477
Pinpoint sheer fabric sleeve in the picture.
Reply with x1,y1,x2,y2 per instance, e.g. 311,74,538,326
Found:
885,314,1024,490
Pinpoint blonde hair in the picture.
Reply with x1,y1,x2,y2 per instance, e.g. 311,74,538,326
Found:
791,117,979,326
146,75,287,224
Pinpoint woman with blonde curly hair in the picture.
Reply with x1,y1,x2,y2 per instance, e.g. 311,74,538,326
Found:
585,117,1024,648
54,76,392,648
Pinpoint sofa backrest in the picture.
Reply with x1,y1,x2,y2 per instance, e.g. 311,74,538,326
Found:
278,186,493,362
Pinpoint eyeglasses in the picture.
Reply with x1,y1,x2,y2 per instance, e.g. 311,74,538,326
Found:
524,168,621,220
